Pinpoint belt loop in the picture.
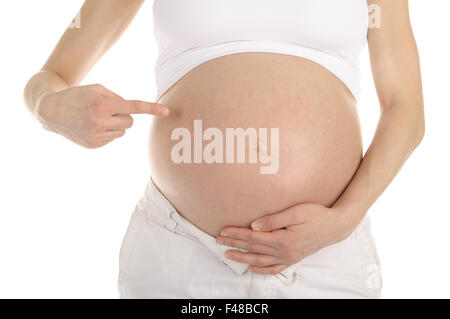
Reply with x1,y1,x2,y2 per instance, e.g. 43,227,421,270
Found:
277,270,300,286
166,210,178,232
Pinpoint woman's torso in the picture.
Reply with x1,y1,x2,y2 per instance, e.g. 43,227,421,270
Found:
148,0,368,237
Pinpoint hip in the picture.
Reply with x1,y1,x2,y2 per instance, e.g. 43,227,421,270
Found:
118,178,382,299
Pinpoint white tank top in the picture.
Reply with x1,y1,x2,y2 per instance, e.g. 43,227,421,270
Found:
153,0,369,102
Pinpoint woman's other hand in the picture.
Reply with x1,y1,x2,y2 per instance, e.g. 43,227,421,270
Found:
216,203,354,275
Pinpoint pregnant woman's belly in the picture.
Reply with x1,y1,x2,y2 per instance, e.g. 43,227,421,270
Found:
149,53,362,237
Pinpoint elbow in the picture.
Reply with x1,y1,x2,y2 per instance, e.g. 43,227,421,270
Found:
413,107,426,148
418,117,425,144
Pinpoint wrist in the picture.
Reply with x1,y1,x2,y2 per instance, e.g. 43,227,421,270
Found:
35,91,57,133
330,204,365,242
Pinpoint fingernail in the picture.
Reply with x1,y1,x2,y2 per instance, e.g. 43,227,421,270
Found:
220,231,229,237
160,108,169,116
225,252,233,259
251,221,262,231
216,238,224,244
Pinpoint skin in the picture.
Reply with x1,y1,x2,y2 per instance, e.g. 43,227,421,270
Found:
217,0,425,274
24,0,169,148
149,52,363,238
24,0,424,276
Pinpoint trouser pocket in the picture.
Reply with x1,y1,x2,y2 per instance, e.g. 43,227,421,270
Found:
118,209,142,285
354,219,383,296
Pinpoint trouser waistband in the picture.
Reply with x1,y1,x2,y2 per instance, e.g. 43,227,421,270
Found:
138,177,303,285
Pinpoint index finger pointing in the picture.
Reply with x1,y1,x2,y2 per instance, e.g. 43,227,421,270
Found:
119,100,170,116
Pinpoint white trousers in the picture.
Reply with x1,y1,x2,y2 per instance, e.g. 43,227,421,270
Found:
118,179,382,299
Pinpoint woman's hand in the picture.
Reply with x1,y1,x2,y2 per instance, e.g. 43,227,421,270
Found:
216,203,355,275
36,84,169,149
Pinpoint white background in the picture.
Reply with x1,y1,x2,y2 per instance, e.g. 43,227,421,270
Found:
0,1,448,298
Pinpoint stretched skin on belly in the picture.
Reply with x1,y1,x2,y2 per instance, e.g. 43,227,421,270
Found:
149,52,363,237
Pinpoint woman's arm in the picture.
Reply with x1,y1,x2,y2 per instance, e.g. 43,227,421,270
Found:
24,0,169,148
332,0,425,233
216,0,425,274
25,0,145,114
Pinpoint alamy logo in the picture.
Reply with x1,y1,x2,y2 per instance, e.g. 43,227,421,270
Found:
68,11,81,29
366,263,382,290
368,4,382,29
171,120,279,174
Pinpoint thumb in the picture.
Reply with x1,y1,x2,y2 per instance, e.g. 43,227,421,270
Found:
251,205,310,231
250,210,293,232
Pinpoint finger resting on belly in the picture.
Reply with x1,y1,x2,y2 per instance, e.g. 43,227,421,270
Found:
217,237,277,255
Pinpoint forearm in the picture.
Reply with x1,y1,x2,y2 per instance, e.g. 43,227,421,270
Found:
333,102,425,235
